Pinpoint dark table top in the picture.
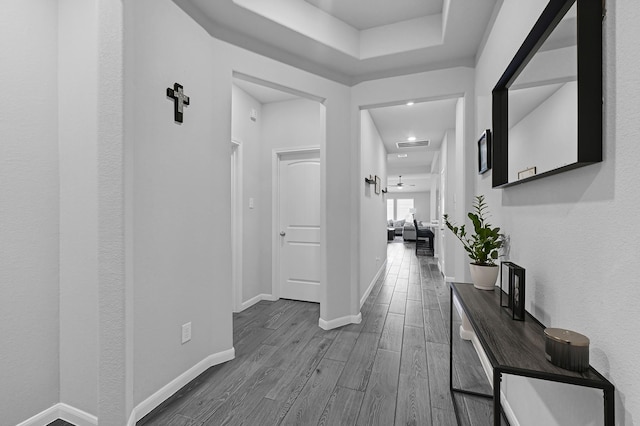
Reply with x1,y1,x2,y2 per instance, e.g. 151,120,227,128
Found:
450,282,612,389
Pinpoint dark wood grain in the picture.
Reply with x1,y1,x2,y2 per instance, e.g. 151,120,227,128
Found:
324,330,359,362
407,284,422,301
196,366,282,425
451,283,609,382
394,279,409,293
396,372,432,426
265,335,333,400
424,308,447,344
426,342,456,412
400,326,428,378
139,244,489,426
432,407,458,426
389,291,407,314
280,358,345,425
356,349,401,426
361,303,388,334
375,286,394,304
405,300,424,328
336,331,379,391
317,386,365,426
379,312,404,352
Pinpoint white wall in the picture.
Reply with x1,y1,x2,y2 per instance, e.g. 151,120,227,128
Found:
231,85,264,304
130,0,352,413
0,2,61,424
475,1,640,424
386,192,431,223
442,129,457,280
359,110,388,302
261,98,324,300
232,91,323,307
131,0,233,406
509,81,577,182
352,68,475,287
58,0,98,416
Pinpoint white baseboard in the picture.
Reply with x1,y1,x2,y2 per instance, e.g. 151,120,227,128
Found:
16,403,97,426
129,347,235,424
444,275,455,283
58,404,98,426
318,312,362,330
360,260,387,308
239,294,278,312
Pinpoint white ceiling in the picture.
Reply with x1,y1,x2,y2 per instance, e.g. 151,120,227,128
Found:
367,98,458,192
233,80,456,193
204,0,490,192
173,0,498,85
233,78,299,104
303,0,443,30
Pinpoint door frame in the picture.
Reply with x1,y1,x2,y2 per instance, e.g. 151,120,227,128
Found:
231,139,243,312
271,146,321,300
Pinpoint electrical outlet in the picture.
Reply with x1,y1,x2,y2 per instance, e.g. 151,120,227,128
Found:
182,322,191,344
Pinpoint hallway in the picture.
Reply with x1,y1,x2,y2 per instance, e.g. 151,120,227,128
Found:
139,241,492,425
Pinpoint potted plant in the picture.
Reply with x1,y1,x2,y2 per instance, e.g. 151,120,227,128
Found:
444,195,503,290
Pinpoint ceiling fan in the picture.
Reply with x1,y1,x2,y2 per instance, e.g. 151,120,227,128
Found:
394,175,415,189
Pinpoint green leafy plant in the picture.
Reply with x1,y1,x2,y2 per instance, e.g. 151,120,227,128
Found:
443,195,503,266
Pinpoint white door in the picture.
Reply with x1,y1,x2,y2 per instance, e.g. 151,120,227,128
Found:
278,151,320,303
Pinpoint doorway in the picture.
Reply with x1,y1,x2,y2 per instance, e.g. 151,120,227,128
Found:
273,148,321,303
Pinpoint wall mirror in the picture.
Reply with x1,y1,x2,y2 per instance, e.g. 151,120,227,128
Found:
492,0,602,188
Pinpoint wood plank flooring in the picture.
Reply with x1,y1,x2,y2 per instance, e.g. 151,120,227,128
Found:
138,239,493,426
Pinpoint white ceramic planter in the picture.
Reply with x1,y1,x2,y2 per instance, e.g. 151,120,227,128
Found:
469,263,499,290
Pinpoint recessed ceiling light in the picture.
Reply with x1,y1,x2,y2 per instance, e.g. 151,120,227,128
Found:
407,136,416,142
397,154,408,158
406,101,414,106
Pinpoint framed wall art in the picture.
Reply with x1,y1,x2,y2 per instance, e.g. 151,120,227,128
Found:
478,129,492,174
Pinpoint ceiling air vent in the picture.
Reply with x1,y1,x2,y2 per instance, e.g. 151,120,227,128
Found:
396,140,430,149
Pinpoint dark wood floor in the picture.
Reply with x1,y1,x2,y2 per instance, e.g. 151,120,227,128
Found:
138,239,493,426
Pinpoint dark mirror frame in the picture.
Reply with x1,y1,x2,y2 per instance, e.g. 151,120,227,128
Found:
492,0,603,188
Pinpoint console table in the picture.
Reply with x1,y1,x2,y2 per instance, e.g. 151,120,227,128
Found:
449,282,615,426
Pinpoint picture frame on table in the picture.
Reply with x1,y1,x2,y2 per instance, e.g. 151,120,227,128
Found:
478,129,492,174
500,261,512,309
500,261,526,321
510,264,526,321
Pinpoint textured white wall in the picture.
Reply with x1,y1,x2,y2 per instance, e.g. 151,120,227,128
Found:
97,0,131,422
58,0,98,416
443,129,457,280
476,1,640,424
0,3,60,425
129,0,355,411
131,0,233,407
359,110,388,301
261,98,323,299
231,85,264,304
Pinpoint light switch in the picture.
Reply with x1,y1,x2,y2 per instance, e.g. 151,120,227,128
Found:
249,198,254,209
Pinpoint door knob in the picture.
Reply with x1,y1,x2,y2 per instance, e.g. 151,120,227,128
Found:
280,231,286,236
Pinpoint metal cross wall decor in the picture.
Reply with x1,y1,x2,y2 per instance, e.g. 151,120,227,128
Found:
166,83,190,123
